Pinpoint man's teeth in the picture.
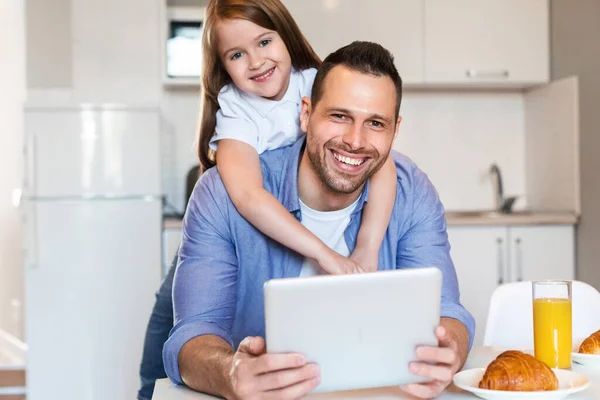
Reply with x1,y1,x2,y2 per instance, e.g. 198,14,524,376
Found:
333,152,365,166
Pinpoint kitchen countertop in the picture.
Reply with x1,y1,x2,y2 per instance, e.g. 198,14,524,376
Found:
163,217,184,230
444,211,579,226
164,212,578,230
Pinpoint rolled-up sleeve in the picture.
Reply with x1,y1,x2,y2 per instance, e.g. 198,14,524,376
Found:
162,171,239,384
396,165,476,349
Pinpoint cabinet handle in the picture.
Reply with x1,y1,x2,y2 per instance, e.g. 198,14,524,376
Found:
515,238,523,282
465,69,510,79
496,237,504,285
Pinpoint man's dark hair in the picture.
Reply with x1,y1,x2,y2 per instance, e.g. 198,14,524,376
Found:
311,41,403,117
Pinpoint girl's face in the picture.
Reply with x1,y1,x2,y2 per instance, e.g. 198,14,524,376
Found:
216,18,292,101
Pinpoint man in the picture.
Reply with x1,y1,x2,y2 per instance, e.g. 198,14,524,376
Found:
163,41,475,400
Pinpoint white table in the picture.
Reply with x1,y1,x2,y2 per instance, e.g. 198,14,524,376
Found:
152,346,600,399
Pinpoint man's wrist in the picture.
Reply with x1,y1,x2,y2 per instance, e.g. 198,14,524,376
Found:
179,336,237,398
216,347,238,400
440,317,469,368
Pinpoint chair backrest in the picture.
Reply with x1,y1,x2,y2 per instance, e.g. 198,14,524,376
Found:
483,280,600,349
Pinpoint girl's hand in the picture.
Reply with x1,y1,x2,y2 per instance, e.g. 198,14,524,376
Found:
317,248,364,275
349,246,379,273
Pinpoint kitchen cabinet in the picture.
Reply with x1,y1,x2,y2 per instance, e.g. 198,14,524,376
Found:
446,226,505,346
447,224,574,345
508,226,575,282
163,1,551,88
280,0,425,84
424,0,549,85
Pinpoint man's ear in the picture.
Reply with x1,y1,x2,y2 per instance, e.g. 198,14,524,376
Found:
300,96,311,133
394,115,402,140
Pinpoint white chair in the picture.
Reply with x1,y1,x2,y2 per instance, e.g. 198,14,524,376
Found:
483,280,600,349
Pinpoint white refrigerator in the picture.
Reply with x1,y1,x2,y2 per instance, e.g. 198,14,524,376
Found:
22,104,163,400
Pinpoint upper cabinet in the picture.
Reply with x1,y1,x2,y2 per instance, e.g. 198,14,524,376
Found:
424,0,549,86
163,1,551,88
280,0,425,84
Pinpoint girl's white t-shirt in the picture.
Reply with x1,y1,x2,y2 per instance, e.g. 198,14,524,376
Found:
210,68,318,154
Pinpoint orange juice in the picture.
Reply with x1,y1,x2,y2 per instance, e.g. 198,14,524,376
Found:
533,297,572,368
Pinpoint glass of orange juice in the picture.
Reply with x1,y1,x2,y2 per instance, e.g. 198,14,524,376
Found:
532,280,572,369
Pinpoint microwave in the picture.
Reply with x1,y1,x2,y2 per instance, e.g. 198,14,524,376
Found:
162,6,206,85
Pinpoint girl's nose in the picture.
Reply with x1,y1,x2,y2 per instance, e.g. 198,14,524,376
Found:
248,54,266,70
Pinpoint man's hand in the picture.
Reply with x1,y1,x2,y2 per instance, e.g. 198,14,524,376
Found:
401,320,469,399
317,247,364,275
229,336,321,400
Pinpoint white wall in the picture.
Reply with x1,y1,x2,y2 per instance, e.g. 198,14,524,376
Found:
161,88,201,213
161,89,527,214
26,0,72,88
551,0,600,289
27,0,162,104
396,90,526,211
0,0,26,339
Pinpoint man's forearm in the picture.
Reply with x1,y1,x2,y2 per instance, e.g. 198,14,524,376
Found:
179,335,236,398
440,317,470,368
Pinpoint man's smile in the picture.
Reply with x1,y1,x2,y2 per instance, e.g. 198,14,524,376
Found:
329,149,370,174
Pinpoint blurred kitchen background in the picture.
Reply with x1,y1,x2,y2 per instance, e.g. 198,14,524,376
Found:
1,0,599,399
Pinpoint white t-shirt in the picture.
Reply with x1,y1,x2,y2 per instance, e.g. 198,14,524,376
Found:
298,197,360,277
210,68,318,154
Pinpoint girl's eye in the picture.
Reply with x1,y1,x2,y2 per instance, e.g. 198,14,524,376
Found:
259,39,271,47
230,52,243,60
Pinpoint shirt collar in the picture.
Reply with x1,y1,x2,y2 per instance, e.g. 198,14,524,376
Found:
279,138,371,216
239,68,302,117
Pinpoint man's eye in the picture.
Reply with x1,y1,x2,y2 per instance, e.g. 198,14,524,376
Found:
332,114,346,120
259,39,271,47
369,120,383,128
230,52,243,60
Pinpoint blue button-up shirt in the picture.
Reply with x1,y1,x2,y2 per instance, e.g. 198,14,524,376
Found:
163,138,475,384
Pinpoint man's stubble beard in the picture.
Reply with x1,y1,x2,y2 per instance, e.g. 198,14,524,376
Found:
305,121,388,195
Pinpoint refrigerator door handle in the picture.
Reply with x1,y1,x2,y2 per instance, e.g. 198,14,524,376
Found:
24,128,35,196
24,200,38,269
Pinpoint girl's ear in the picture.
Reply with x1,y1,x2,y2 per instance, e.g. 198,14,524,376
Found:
300,96,311,133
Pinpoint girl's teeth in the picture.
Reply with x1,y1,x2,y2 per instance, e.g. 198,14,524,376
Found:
254,69,273,80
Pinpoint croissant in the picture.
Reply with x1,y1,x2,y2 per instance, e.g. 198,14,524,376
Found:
579,329,600,354
478,350,558,391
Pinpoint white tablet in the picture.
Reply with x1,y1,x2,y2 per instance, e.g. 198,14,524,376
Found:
264,267,442,393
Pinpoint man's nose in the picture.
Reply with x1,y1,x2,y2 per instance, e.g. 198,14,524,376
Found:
341,123,367,150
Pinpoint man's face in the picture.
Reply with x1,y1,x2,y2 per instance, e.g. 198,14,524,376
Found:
300,65,401,194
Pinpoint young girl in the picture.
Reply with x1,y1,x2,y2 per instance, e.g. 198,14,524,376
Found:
196,0,397,274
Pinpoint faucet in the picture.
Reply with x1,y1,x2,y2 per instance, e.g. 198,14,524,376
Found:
489,163,517,213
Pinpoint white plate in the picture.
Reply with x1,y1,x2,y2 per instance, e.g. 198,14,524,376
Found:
453,368,590,400
572,338,600,368
572,352,600,368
